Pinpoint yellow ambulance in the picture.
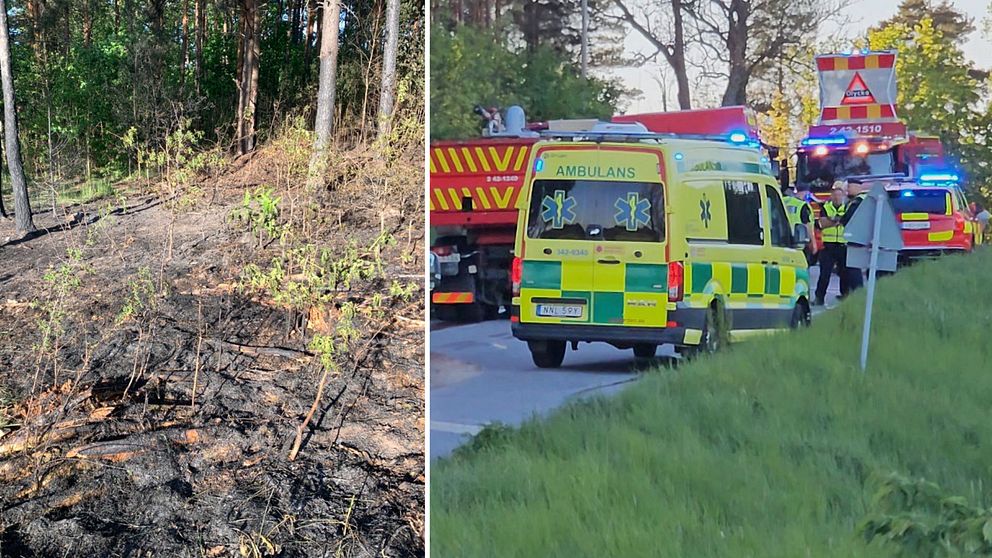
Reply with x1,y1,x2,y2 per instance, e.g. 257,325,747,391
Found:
510,125,812,368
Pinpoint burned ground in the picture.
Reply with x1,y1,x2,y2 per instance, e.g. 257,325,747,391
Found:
0,147,424,557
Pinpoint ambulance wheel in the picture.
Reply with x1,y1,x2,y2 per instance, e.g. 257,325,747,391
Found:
633,344,657,359
790,300,811,329
687,305,725,358
528,340,566,369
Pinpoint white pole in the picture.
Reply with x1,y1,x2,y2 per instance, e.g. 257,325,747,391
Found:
859,192,884,371
580,0,588,79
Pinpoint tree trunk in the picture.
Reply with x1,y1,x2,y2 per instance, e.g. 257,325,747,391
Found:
310,0,341,178
721,0,749,106
377,0,400,142
83,0,92,48
234,0,261,155
0,0,35,234
179,0,190,92
195,0,204,94
670,0,690,109
303,0,316,68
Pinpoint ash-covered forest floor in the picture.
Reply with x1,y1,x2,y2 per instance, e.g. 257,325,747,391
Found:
0,145,424,558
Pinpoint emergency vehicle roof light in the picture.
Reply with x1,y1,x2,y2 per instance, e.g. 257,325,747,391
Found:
901,190,915,197
918,172,959,183
802,136,847,146
728,131,748,144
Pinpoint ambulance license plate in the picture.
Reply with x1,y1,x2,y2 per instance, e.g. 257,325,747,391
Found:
536,304,583,318
901,222,930,230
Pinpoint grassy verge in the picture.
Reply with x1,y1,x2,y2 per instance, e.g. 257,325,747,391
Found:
432,250,992,557
56,177,118,205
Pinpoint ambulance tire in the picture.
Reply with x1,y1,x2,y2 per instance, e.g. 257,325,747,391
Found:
686,304,725,359
528,340,566,369
790,300,811,329
633,344,657,359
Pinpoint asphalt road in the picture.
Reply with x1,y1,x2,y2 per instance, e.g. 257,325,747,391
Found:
429,267,842,460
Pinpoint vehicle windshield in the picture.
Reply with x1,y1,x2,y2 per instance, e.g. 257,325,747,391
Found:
527,179,665,242
887,190,948,214
797,149,897,192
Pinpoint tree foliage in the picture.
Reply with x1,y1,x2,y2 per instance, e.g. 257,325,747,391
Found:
2,0,424,187
869,16,992,202
429,23,621,139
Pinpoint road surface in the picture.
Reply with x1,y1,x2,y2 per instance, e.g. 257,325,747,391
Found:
429,267,841,460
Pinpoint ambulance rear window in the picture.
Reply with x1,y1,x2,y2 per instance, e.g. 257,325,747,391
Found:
527,180,665,242
887,190,948,214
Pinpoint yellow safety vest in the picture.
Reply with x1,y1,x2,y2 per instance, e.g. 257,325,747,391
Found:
821,202,847,244
782,196,810,229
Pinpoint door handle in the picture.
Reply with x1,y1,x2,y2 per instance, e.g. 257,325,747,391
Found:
597,258,621,265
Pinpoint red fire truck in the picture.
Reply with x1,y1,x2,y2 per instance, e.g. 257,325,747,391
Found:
790,51,950,231
429,106,775,321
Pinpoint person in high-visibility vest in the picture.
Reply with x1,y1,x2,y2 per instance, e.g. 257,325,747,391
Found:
783,183,817,264
840,181,869,290
814,181,850,306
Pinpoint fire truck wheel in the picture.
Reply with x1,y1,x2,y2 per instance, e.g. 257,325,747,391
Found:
528,340,566,369
434,304,459,322
457,302,485,322
633,344,657,359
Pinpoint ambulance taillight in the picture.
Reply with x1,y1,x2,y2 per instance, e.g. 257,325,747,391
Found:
668,261,684,302
511,257,522,296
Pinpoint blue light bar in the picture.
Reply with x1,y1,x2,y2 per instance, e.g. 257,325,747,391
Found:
728,132,748,144
534,158,545,172
901,190,915,197
918,172,959,182
802,136,847,146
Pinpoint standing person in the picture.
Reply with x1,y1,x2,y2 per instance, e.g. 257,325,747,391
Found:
840,181,869,290
814,181,849,306
782,183,817,264
974,203,990,243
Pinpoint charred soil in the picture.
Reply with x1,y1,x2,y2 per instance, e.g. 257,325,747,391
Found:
0,145,425,557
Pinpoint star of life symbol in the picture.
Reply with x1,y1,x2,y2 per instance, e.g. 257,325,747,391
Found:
699,195,712,228
541,189,577,229
614,192,651,232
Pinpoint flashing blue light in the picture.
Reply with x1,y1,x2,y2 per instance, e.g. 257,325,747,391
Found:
901,190,915,197
534,158,545,172
802,136,847,146
728,132,748,144
918,172,959,183
674,152,684,161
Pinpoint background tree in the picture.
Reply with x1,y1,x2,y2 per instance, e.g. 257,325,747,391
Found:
684,0,847,106
311,0,342,167
875,0,975,44
610,0,691,109
870,16,992,201
0,0,33,234
377,0,400,140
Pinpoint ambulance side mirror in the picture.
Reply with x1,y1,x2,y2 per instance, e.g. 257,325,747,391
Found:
793,224,810,248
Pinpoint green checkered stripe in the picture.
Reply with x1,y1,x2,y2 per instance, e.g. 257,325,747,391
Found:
686,262,809,306
521,260,667,324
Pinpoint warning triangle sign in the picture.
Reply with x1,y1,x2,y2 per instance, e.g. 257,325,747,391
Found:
841,72,876,105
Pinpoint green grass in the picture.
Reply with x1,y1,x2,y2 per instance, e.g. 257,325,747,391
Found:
56,178,118,205
432,250,992,557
